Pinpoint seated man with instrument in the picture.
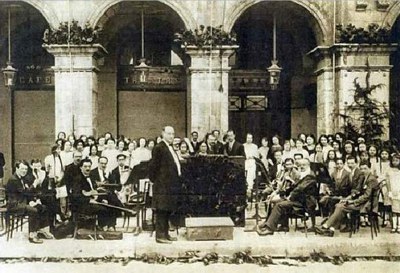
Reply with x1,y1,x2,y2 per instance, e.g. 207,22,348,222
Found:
316,160,378,236
71,158,122,231
266,158,301,206
6,160,53,243
257,158,318,235
109,154,132,204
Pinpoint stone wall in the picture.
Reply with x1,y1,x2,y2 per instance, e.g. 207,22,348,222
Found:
118,91,186,140
14,90,55,163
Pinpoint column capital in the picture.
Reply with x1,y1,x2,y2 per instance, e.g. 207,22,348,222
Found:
184,45,238,71
43,44,108,57
43,44,108,72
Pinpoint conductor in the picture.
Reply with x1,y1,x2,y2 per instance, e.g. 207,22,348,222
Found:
148,126,181,244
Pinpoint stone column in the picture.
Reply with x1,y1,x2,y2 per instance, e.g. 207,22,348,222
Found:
309,46,336,136
44,44,107,137
333,44,397,140
185,45,237,138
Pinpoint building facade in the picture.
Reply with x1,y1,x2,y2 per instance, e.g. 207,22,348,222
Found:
0,0,400,179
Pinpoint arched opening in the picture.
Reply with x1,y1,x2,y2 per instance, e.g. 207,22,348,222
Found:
229,1,319,143
95,1,187,139
390,17,400,142
0,1,54,163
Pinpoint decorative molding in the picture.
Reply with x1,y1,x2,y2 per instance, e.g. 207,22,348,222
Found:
376,0,391,11
356,0,368,11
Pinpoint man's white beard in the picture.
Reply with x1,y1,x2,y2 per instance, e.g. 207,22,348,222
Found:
299,168,311,180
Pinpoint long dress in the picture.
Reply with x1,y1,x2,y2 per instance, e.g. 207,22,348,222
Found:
243,143,259,191
386,168,400,213
258,146,269,170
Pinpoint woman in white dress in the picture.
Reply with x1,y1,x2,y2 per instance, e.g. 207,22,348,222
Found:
132,138,152,167
60,140,74,166
386,154,400,233
258,137,270,171
101,139,120,174
243,133,259,193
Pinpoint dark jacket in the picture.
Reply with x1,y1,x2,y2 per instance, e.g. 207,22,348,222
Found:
288,172,318,212
349,167,363,195
148,141,181,211
352,173,379,213
108,166,128,191
63,163,81,195
89,167,105,184
70,172,97,211
224,141,246,157
5,174,35,209
331,169,352,197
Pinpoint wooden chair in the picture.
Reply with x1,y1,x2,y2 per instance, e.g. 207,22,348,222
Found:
123,179,151,235
349,188,380,239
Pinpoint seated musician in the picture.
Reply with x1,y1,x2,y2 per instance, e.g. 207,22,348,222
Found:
264,158,300,205
109,154,128,190
268,150,284,182
110,154,132,203
257,158,318,235
319,158,351,217
30,159,60,233
316,160,378,236
6,161,53,244
70,159,121,231
90,156,109,186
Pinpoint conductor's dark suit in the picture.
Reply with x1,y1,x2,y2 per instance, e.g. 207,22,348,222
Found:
148,140,181,239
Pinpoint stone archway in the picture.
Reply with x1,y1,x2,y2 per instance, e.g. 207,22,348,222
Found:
87,0,196,30
383,1,400,27
21,0,59,28
224,0,331,45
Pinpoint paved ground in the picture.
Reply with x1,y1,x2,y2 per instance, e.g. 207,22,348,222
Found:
1,214,399,258
0,260,399,273
1,208,400,272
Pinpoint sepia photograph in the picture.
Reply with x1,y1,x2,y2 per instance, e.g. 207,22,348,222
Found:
0,0,399,272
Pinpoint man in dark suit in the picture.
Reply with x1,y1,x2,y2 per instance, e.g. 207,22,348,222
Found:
257,159,318,235
316,160,378,236
212,130,224,154
90,157,109,185
346,156,363,195
190,131,201,154
319,158,352,216
108,154,128,190
64,151,83,196
224,130,246,157
70,158,119,231
269,150,284,182
205,133,223,155
148,126,181,244
6,161,52,243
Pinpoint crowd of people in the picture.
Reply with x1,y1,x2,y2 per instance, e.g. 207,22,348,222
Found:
1,128,400,243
